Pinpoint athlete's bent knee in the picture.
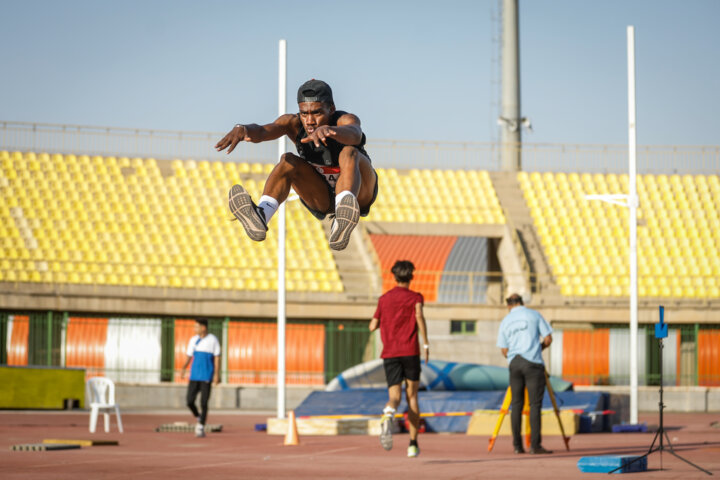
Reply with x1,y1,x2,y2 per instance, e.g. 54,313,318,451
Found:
279,152,303,168
338,146,359,164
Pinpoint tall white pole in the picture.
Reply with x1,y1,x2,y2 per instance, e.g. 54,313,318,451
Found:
276,38,287,420
627,26,639,425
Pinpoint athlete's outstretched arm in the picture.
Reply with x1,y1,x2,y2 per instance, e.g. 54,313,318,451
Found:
215,114,298,154
369,316,380,332
300,113,363,147
415,302,430,364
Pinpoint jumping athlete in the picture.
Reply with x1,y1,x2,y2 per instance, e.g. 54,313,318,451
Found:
216,79,378,251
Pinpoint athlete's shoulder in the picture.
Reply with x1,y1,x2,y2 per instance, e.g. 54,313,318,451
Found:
378,286,397,300
278,113,302,131
335,110,360,125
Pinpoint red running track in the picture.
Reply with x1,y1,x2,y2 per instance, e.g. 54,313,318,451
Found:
1,411,718,479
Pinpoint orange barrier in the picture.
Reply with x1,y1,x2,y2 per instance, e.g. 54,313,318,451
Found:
7,315,29,366
227,322,325,385
173,319,196,383
561,329,609,386
369,234,457,302
698,330,720,386
65,318,108,378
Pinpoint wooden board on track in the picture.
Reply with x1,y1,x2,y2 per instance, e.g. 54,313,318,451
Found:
43,439,119,447
11,443,82,451
155,422,223,433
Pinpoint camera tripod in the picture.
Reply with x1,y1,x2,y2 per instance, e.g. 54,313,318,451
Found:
609,307,711,475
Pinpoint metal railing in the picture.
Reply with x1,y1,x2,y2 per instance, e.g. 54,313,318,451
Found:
2,120,718,173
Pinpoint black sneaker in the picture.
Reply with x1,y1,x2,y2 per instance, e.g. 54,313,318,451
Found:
514,447,525,454
229,184,268,242
529,446,552,454
328,194,360,251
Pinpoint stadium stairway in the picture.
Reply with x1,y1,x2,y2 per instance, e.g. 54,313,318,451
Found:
323,221,382,301
489,171,562,302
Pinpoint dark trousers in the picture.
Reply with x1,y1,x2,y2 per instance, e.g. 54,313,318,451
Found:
186,380,212,425
509,355,546,450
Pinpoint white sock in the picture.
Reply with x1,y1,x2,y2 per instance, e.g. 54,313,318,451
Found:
383,406,396,416
257,195,279,223
335,190,355,208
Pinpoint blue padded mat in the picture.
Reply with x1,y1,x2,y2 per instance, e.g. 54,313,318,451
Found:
295,389,608,433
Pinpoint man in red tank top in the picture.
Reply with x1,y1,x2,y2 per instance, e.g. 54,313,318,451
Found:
369,260,429,458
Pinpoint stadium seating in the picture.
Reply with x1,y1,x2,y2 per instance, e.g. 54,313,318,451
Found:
2,149,717,301
366,168,505,224
0,151,506,294
519,171,720,298
0,151,342,293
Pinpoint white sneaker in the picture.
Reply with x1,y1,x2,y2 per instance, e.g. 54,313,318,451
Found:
379,413,393,451
328,194,360,250
407,445,420,458
229,184,268,242
195,423,206,438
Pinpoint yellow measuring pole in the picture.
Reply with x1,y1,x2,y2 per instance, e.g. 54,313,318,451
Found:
487,386,512,452
523,388,531,449
488,373,570,452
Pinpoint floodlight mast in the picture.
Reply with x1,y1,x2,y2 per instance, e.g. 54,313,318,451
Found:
500,0,521,171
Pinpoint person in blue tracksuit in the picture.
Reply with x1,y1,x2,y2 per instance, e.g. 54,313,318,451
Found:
181,318,221,437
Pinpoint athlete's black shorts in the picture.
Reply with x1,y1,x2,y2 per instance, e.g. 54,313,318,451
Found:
300,161,379,221
383,355,421,387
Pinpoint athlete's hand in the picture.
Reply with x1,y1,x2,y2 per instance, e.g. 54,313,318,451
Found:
180,368,186,380
424,346,430,365
300,125,336,147
213,375,220,385
215,124,250,154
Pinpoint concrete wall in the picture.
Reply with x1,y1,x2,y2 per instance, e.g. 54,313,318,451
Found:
576,386,720,413
115,383,320,411
114,383,720,414
426,319,505,367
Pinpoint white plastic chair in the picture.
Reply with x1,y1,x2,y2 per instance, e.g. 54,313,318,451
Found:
86,377,124,433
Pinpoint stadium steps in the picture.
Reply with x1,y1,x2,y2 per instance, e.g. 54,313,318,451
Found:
323,221,382,301
489,171,561,301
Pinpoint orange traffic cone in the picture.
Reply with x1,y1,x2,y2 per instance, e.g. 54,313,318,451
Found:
284,410,300,446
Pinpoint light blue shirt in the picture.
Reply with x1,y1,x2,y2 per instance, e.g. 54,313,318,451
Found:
496,306,552,365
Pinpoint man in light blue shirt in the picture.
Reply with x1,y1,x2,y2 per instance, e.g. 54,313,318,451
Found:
496,293,553,454
181,319,221,438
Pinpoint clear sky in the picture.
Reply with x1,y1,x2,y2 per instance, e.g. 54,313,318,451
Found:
1,0,718,146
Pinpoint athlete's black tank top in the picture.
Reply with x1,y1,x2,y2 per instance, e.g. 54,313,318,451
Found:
293,110,368,166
